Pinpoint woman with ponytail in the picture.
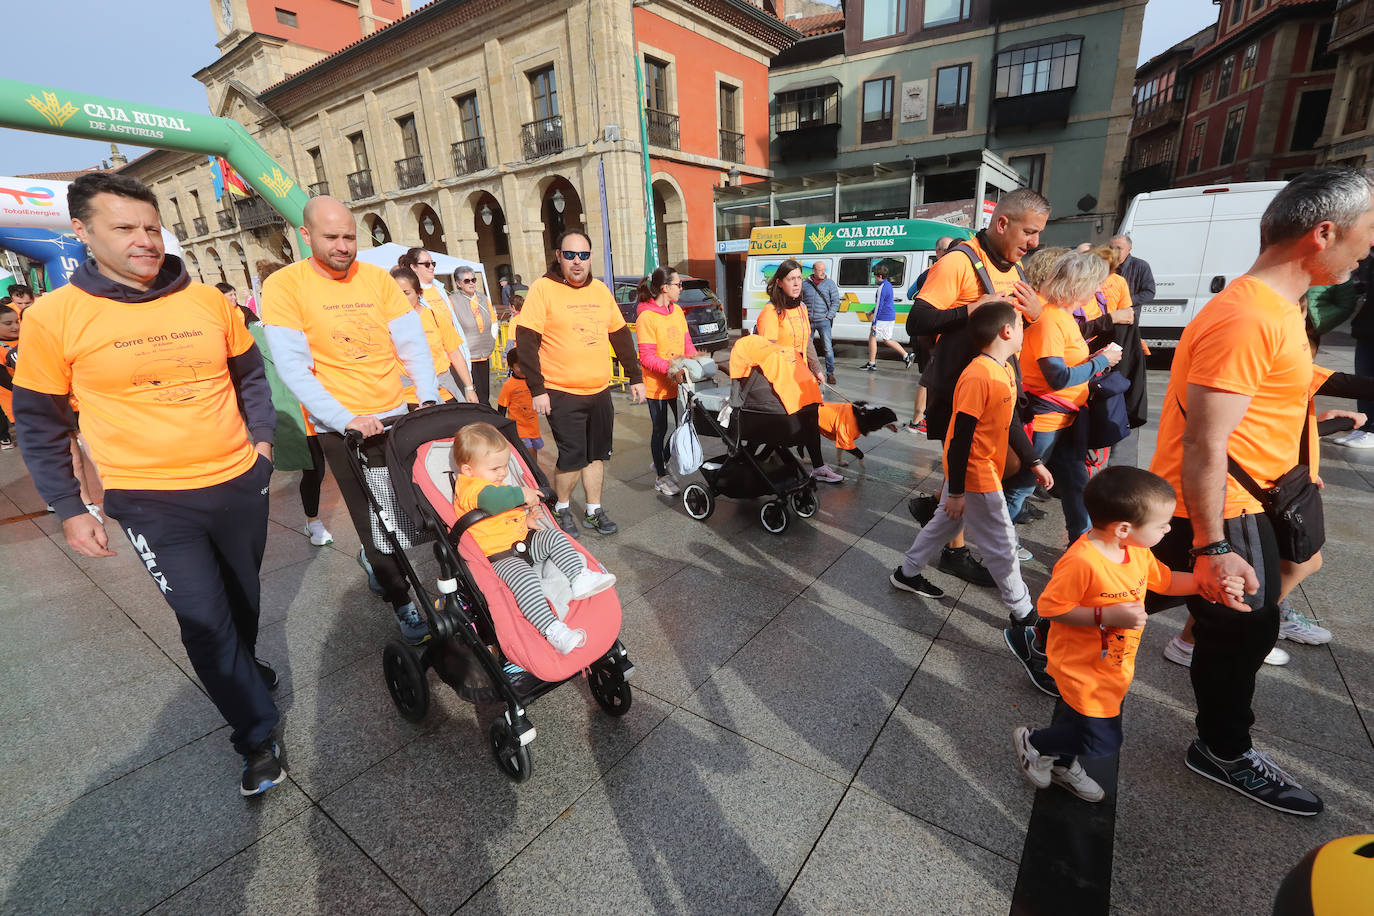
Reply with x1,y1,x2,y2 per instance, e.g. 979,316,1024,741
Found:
635,267,697,495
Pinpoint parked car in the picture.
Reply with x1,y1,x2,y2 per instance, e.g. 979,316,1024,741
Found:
612,274,730,353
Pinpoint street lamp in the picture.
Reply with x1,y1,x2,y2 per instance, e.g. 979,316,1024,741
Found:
480,203,493,226
552,189,565,214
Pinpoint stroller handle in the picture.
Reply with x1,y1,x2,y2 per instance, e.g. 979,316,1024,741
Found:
343,414,402,447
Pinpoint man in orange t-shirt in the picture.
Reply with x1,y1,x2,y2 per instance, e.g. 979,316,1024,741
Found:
11,173,285,797
514,230,642,537
1148,168,1374,816
261,197,439,646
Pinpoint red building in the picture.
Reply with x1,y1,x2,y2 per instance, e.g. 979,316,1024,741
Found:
1174,0,1337,185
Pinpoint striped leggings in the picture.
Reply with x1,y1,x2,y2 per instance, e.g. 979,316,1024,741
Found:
490,528,586,634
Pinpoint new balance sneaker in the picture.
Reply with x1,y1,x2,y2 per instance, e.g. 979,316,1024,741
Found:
255,657,279,691
1336,429,1374,449
554,507,581,538
1278,601,1332,645
1184,739,1323,816
858,362,877,372
939,546,995,587
305,520,333,546
570,567,617,600
811,464,844,484
653,475,681,496
393,601,430,645
545,619,588,655
908,493,938,525
1004,625,1060,697
903,352,917,369
240,739,286,797
1052,759,1105,802
583,507,619,535
1013,726,1053,789
890,567,945,598
357,547,384,597
1164,637,1289,667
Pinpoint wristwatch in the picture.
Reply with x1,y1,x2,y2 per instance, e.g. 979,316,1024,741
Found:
1189,539,1233,558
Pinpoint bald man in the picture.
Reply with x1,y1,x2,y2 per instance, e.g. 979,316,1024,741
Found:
261,197,439,645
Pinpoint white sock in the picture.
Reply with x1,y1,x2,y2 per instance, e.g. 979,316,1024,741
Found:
586,503,600,514
554,501,569,512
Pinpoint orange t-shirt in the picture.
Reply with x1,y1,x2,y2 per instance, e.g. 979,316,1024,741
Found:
636,304,691,400
415,304,462,375
754,304,813,354
518,276,625,395
1102,274,1132,313
1150,276,1315,519
1039,537,1172,717
498,375,541,439
944,355,1017,493
818,402,860,450
452,475,528,555
13,281,258,490
1020,305,1092,433
260,259,412,417
917,236,1025,312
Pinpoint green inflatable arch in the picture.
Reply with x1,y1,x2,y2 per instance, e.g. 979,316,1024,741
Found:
0,78,310,255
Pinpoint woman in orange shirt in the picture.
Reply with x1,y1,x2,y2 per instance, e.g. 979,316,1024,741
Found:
390,266,478,403
754,259,842,484
1004,252,1122,540
635,266,697,496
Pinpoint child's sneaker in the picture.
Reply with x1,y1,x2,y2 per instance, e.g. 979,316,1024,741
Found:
1051,759,1105,802
393,601,430,645
1004,625,1060,697
653,475,681,496
305,520,333,546
240,739,286,797
1163,635,1194,667
1013,726,1053,789
570,567,617,600
357,547,384,597
545,619,587,655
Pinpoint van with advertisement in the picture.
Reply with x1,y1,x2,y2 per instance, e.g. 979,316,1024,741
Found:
744,219,971,343
1117,181,1286,349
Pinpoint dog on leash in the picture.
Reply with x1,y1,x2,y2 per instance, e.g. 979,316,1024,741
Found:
818,401,899,469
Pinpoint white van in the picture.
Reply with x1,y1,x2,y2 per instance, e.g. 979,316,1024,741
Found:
745,219,971,344
1117,181,1286,349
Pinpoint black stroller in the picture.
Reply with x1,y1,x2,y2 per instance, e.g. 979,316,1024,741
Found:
341,402,635,782
679,368,820,535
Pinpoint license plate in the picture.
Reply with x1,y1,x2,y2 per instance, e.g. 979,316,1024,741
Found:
1141,304,1181,314
698,322,719,333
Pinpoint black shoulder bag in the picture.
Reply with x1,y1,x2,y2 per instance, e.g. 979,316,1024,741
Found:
1227,410,1324,563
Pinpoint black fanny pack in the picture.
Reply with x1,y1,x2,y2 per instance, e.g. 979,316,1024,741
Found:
1227,411,1324,563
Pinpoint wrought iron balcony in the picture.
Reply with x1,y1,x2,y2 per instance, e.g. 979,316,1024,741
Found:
347,168,375,201
171,222,187,241
395,156,426,190
645,109,680,150
452,137,487,175
191,216,208,237
719,128,745,163
1332,0,1374,51
308,181,330,197
521,115,564,159
1130,99,1185,138
234,197,286,230
216,209,236,230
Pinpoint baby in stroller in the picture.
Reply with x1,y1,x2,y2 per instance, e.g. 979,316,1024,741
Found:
451,422,617,654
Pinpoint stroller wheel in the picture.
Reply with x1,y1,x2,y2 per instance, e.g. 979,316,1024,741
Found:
682,483,715,521
588,664,633,717
489,719,532,782
789,487,819,519
382,641,430,722
760,499,790,534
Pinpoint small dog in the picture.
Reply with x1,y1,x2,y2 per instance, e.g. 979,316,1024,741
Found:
818,401,899,469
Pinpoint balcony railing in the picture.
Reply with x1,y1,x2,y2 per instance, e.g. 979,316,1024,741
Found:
776,122,841,162
1332,0,1374,51
171,222,187,241
234,197,286,230
719,128,744,163
395,156,426,190
452,137,487,175
308,180,330,197
521,115,564,159
216,209,236,231
992,87,1075,133
645,109,680,149
1130,98,1185,138
191,216,208,237
347,168,375,201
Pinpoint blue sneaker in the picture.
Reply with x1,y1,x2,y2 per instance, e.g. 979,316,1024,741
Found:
393,601,430,645
357,547,384,597
240,740,285,797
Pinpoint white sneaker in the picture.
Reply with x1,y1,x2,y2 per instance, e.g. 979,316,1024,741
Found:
305,520,334,546
1337,430,1374,449
570,567,617,600
811,464,844,484
1163,635,1194,667
1013,726,1053,789
1279,602,1332,645
1264,645,1291,666
545,619,587,655
653,475,681,496
1051,759,1106,802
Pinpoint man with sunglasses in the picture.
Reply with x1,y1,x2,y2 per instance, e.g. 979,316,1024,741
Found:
515,230,644,536
451,266,499,404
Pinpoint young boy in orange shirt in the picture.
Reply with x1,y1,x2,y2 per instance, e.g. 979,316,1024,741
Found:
497,349,543,460
1013,466,1246,801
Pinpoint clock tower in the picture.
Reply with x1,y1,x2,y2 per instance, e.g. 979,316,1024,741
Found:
211,0,250,42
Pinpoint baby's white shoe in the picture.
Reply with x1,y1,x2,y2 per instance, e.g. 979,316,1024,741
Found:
570,568,617,600
545,619,587,655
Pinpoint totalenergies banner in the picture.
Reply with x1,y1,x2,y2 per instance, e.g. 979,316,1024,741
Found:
0,178,73,232
0,79,310,252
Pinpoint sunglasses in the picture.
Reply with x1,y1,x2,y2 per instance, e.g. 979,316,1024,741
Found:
561,250,592,261
415,260,436,268
458,277,476,283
